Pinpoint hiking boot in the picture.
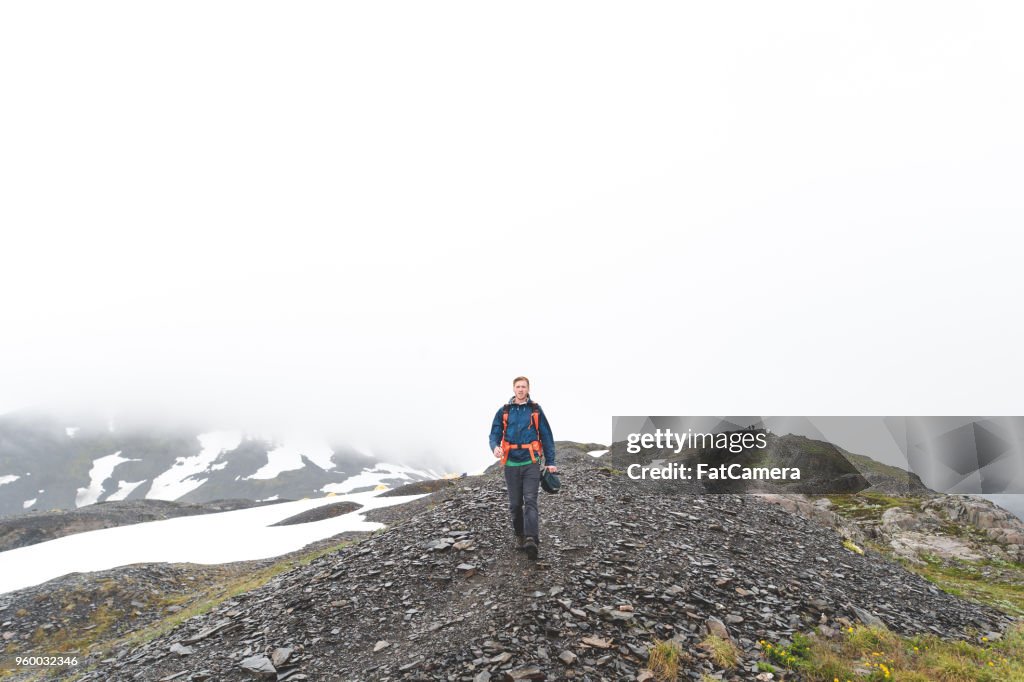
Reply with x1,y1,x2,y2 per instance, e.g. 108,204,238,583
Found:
523,536,538,560
515,534,526,551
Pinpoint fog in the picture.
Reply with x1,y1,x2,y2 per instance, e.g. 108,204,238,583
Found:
2,2,1023,475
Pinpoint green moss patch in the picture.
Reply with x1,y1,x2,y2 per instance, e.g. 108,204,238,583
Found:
902,556,1024,618
824,492,924,522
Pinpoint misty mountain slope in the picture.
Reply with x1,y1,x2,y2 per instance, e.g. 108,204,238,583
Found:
54,444,1017,681
0,411,441,518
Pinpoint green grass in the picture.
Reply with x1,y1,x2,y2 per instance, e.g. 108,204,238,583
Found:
647,638,690,681
901,555,1024,618
700,634,740,668
758,622,1024,682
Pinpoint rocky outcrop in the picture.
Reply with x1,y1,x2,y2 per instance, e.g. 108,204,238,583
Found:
755,492,1024,566
923,496,1024,546
377,479,458,498
753,494,868,545
269,501,362,526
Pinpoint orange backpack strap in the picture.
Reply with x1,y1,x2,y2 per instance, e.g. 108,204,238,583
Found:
499,405,511,465
529,404,544,464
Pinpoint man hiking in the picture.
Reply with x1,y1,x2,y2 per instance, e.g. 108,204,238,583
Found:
489,376,557,560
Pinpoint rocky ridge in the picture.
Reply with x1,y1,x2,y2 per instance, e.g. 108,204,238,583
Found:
271,502,363,527
0,499,289,553
25,443,1018,681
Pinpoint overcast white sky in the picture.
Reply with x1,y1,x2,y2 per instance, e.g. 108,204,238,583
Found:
1,2,1022,473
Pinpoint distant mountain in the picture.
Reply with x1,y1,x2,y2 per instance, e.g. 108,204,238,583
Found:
0,409,443,517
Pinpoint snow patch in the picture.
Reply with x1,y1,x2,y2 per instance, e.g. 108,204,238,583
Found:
66,427,79,438
0,488,428,594
147,431,242,500
107,480,147,502
23,498,36,509
321,462,433,494
75,451,139,507
246,437,335,480
0,475,20,486
588,449,609,458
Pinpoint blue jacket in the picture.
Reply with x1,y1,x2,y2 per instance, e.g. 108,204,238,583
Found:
489,396,556,466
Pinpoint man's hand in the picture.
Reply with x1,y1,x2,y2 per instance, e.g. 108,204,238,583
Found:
546,465,558,473
493,446,503,459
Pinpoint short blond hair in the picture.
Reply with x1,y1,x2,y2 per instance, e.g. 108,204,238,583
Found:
512,376,530,388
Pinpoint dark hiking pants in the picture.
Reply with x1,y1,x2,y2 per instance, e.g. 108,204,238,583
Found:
504,462,541,540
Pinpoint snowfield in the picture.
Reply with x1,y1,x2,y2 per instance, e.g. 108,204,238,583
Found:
0,488,427,594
